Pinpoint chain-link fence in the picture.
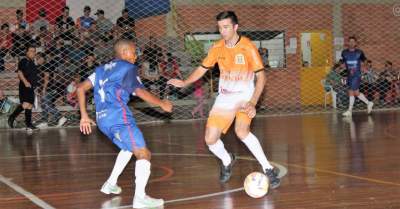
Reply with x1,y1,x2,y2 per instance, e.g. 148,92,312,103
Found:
0,0,399,128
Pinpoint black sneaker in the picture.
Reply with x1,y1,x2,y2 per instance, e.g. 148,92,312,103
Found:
26,125,38,131
8,116,15,128
264,167,281,189
219,153,236,183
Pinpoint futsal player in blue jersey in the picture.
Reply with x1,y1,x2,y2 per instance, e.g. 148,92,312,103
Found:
341,36,373,117
77,39,172,208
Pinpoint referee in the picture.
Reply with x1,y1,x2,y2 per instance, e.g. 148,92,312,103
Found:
8,46,38,130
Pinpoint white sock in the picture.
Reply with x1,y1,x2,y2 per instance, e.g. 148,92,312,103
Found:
332,91,337,109
134,159,151,198
357,93,369,104
107,150,132,185
242,133,273,170
348,96,355,111
208,139,231,166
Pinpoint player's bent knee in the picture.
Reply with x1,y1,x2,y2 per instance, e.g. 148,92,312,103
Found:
205,134,217,145
134,148,151,161
235,128,249,140
204,128,220,145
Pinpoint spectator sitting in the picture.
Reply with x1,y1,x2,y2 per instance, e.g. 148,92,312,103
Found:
94,35,113,64
139,59,160,95
11,24,33,60
377,61,397,105
95,9,113,37
76,6,95,31
116,8,135,40
11,9,29,32
68,39,86,64
35,26,52,52
325,60,347,109
260,47,269,67
66,73,80,108
159,53,183,99
360,60,378,101
143,36,162,75
55,6,75,42
56,53,75,80
79,29,95,55
46,36,66,65
89,22,101,43
32,9,49,35
0,23,13,72
79,53,98,82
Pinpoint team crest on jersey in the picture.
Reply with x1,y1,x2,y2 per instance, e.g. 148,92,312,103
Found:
105,62,117,71
114,132,122,141
235,54,245,65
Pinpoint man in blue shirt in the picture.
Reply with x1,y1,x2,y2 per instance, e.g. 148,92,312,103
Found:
341,36,373,117
76,6,95,30
77,39,172,208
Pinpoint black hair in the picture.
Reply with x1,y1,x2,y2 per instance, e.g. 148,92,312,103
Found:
39,8,46,17
1,23,9,30
216,11,238,25
348,36,357,41
25,45,35,52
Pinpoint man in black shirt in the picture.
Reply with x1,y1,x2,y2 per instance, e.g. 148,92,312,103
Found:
55,6,75,41
8,46,38,130
35,53,67,128
116,9,135,40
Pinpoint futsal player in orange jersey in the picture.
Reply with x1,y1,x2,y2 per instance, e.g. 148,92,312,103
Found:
168,11,280,188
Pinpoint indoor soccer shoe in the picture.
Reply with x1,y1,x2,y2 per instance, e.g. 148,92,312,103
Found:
100,181,122,195
264,168,281,189
219,153,236,183
132,195,164,208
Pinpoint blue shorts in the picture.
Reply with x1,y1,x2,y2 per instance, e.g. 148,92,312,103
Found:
99,123,146,152
347,76,361,91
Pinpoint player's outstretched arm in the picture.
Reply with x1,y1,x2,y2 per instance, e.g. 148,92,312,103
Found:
135,88,172,112
167,66,208,88
77,80,96,135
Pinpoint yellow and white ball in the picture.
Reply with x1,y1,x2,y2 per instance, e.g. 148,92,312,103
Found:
244,172,269,198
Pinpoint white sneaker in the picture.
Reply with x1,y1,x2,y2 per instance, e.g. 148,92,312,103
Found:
100,181,122,195
56,117,67,127
367,102,374,114
36,122,48,129
342,110,352,117
132,195,164,208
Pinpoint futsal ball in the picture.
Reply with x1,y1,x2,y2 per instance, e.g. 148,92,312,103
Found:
244,172,269,198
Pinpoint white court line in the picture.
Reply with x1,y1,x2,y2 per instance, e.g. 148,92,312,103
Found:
114,154,288,209
0,174,55,209
115,188,244,209
0,153,288,209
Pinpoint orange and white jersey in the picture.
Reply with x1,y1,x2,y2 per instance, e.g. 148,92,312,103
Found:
202,36,264,95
